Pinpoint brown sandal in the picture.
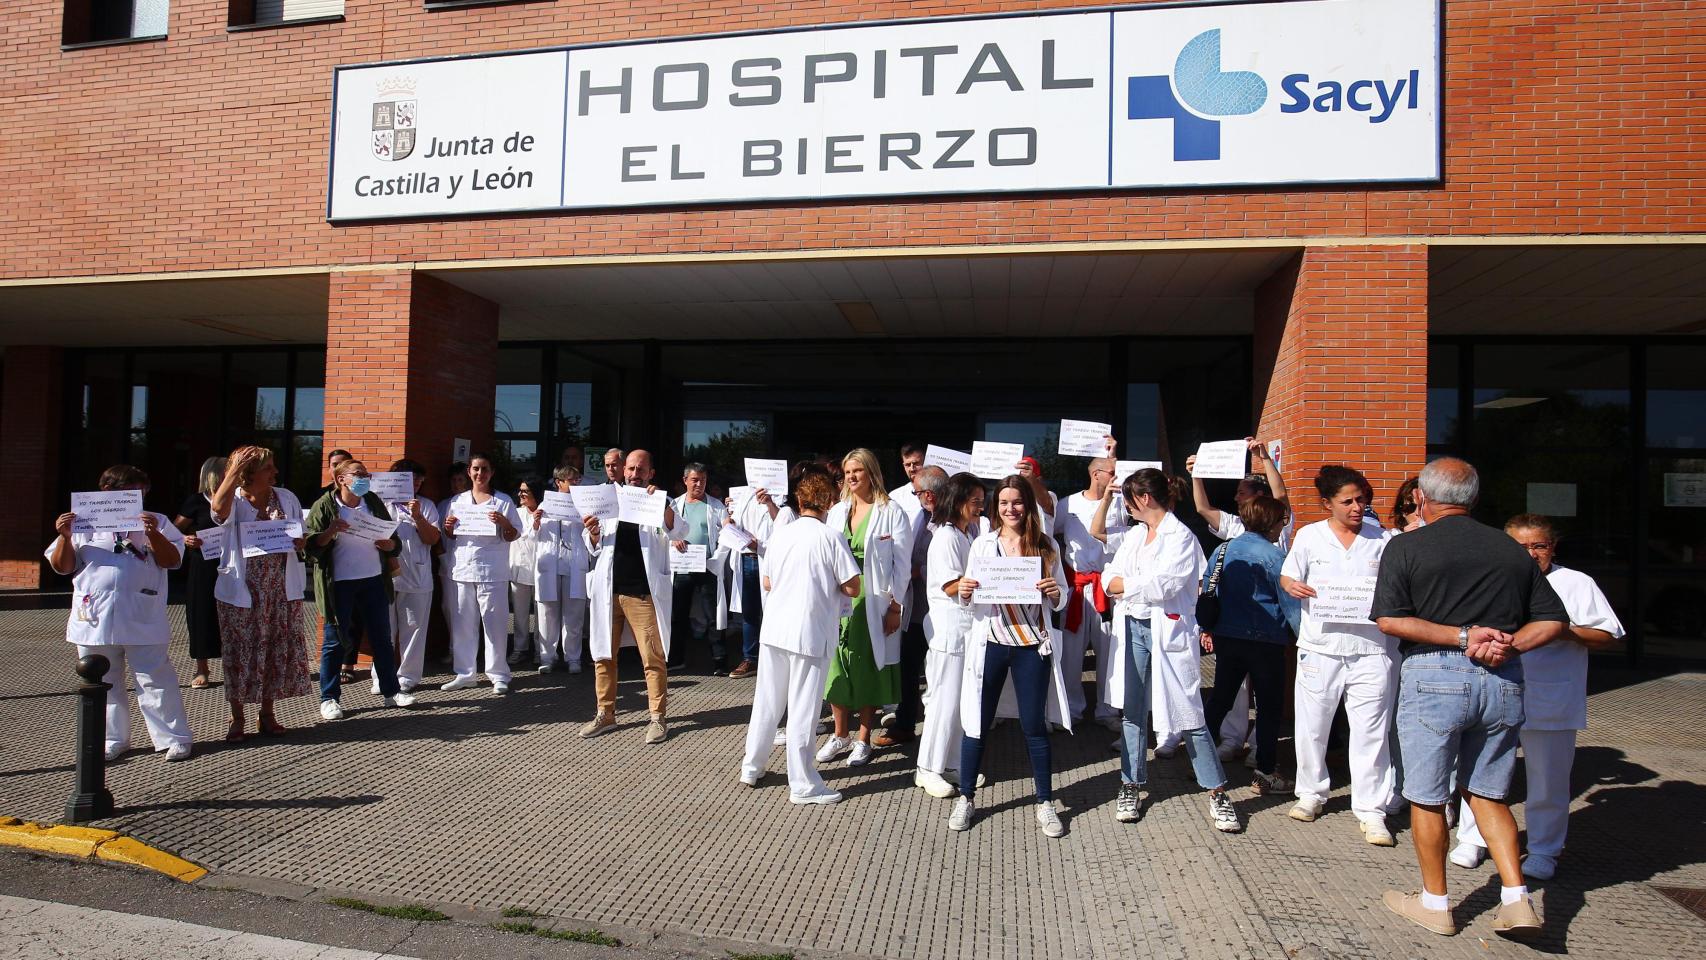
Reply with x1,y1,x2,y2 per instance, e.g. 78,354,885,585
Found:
225,720,246,742
257,714,287,736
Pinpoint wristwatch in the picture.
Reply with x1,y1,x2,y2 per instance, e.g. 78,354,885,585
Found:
1457,625,1471,651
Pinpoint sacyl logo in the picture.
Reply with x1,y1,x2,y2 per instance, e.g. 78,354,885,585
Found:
1128,28,1422,162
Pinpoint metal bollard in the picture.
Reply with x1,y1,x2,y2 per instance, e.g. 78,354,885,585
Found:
65,654,114,823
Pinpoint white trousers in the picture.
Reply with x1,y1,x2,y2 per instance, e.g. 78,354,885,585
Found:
917,647,964,775
78,643,191,751
1061,596,1119,719
1457,728,1577,858
509,582,535,654
1294,648,1398,821
451,581,513,683
536,589,588,666
741,644,831,798
392,590,433,687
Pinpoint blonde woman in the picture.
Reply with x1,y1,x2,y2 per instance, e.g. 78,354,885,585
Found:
816,448,912,767
172,456,227,688
210,446,311,742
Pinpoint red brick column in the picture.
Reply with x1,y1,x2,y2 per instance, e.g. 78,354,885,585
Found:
1254,245,1429,526
0,347,65,589
324,269,498,500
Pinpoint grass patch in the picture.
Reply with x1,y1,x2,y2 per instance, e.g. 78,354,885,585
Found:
490,921,621,946
728,954,797,960
500,906,552,919
324,896,449,922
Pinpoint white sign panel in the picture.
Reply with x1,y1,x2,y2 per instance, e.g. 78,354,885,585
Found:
570,484,621,523
670,544,709,574
970,441,1025,481
718,523,755,554
1665,474,1706,508
1192,440,1249,481
541,490,580,521
617,486,668,528
70,491,145,534
328,0,1439,220
743,458,789,495
240,520,298,558
368,472,416,503
194,527,226,561
340,508,400,543
1058,419,1113,458
1308,575,1379,624
451,501,500,537
968,556,1043,606
924,445,972,476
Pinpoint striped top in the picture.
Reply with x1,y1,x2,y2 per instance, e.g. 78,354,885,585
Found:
986,541,1051,648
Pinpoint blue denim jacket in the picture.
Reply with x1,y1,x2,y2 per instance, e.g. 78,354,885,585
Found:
1203,533,1301,644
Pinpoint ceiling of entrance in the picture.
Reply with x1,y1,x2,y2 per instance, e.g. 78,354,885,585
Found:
434,251,1298,341
0,274,328,347
1431,244,1706,335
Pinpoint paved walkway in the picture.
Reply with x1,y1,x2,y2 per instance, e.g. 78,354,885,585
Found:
2,606,1703,959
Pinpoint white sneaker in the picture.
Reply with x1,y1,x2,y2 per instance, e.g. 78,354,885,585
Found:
319,700,344,721
441,676,479,691
1036,800,1065,838
1522,853,1557,881
1360,818,1396,847
370,679,381,696
538,662,556,674
164,743,192,762
1289,797,1324,822
398,681,418,694
385,692,418,708
815,736,851,763
790,789,843,805
846,741,874,766
567,661,583,675
739,770,763,788
1208,792,1242,833
1450,841,1487,869
948,796,976,831
772,728,788,746
915,770,957,798
103,743,129,762
491,682,511,696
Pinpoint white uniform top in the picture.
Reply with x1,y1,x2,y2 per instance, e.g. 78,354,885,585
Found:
1280,519,1396,657
508,507,541,586
391,499,440,595
727,494,777,616
435,497,458,583
923,523,974,654
330,500,384,582
758,516,861,660
533,512,590,602
49,515,183,646
1524,565,1624,731
889,484,923,526
1058,490,1127,574
446,491,521,584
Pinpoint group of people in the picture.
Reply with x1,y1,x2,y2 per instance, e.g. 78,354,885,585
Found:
52,435,1620,943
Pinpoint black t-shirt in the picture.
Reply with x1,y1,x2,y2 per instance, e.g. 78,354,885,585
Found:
612,521,650,598
177,493,215,559
1370,514,1568,647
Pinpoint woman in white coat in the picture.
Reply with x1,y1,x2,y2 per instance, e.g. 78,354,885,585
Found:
949,475,1070,837
386,458,440,693
506,476,543,666
1102,468,1241,833
440,454,522,694
532,463,590,674
47,464,192,761
914,472,985,798
739,473,862,804
816,448,912,767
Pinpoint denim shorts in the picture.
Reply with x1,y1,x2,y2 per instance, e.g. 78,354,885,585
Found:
1395,649,1525,806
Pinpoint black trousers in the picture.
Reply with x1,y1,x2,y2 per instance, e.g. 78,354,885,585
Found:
669,571,724,668
1204,635,1290,776
893,620,928,731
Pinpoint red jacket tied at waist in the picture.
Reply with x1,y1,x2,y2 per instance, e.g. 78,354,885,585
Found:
1065,569,1107,632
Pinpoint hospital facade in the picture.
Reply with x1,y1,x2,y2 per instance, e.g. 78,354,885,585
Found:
1,0,1702,665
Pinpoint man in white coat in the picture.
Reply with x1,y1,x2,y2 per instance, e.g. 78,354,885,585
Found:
668,463,729,673
580,449,677,744
1055,452,1127,730
1451,513,1623,881
879,457,943,747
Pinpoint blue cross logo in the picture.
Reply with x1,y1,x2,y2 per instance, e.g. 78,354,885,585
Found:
1128,29,1268,162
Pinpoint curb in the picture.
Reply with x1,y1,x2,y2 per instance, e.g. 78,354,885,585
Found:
0,816,207,882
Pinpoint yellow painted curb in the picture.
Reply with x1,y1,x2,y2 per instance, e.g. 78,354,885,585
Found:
0,819,205,883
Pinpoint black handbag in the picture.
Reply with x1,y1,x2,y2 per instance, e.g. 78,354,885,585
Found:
1197,543,1228,630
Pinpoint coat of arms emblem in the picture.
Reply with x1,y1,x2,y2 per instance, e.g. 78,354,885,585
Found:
371,77,418,162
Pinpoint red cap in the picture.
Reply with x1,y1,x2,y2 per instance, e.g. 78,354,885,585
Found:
1020,455,1043,475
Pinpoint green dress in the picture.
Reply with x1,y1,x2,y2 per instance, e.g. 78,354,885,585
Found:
825,505,901,709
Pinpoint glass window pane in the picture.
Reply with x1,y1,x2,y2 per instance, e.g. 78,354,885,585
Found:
491,439,539,486
1471,344,1630,448
288,434,324,505
982,420,1076,491
683,418,767,493
496,346,542,434
130,385,148,430
1648,345,1706,449
294,351,326,431
1645,456,1706,662
131,351,228,511
1427,343,1460,447
255,387,289,431
556,382,593,444
227,352,290,446
72,355,128,491
1123,384,1161,461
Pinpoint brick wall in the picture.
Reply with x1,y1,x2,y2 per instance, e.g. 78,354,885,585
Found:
0,348,65,589
1254,246,1429,526
1,0,1700,282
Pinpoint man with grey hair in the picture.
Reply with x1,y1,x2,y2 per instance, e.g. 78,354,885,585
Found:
1055,449,1127,731
1370,457,1568,940
668,462,729,673
878,464,949,747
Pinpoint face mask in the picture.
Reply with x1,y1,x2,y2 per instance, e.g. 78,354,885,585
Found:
349,477,372,497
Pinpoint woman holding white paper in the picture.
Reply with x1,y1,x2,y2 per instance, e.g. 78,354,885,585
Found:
506,477,543,666
305,459,410,720
534,463,590,673
440,454,522,694
817,448,911,767
172,456,227,689
387,458,440,692
1102,468,1242,833
48,464,193,762
914,472,985,798
948,476,1069,837
210,445,311,742
435,461,471,663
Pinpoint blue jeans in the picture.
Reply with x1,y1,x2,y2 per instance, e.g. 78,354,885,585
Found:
320,575,399,702
958,642,1053,802
1119,616,1227,790
740,553,763,664
1396,648,1524,806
